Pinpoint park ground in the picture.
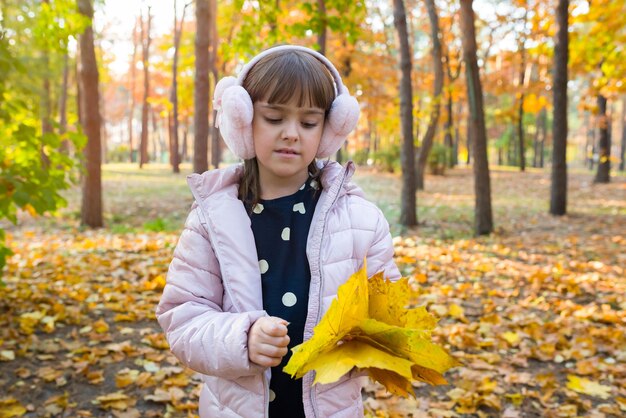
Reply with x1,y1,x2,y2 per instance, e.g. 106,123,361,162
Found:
0,163,625,417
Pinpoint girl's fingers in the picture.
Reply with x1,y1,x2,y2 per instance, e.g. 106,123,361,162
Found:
251,353,283,368
261,319,289,337
257,343,288,359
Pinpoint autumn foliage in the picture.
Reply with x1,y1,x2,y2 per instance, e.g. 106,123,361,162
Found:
284,264,458,396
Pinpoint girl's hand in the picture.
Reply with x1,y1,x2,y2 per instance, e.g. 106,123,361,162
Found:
248,316,290,367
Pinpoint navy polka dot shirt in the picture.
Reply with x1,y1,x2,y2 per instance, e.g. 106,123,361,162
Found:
247,176,321,417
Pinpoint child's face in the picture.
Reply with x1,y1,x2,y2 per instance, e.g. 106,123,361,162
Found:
252,99,325,192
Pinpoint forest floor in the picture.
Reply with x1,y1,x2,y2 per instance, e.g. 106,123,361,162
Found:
0,163,624,418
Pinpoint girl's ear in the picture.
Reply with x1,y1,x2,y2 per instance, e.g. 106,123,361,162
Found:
214,78,256,160
317,92,360,158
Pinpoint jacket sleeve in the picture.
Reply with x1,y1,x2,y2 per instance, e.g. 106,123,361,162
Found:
366,208,401,281
155,204,266,379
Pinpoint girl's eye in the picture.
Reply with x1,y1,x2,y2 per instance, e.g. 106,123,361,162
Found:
264,117,282,124
302,122,319,129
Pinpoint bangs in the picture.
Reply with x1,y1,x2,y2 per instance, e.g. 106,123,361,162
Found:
244,50,336,111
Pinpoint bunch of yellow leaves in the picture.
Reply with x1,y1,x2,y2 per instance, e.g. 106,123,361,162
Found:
283,263,459,397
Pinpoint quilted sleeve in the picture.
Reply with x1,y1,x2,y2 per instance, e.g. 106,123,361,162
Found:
155,204,267,379
366,208,401,282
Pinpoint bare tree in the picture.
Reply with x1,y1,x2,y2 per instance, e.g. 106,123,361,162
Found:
443,40,462,168
460,0,493,235
393,0,416,226
317,0,327,55
194,0,209,173
550,0,568,215
209,0,221,169
619,96,626,171
59,51,70,153
77,0,103,227
170,1,191,173
139,6,152,168
416,0,444,190
594,93,611,183
128,16,139,162
41,0,52,137
516,6,529,171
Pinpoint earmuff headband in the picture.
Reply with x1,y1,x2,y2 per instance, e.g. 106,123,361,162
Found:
214,44,360,160
236,45,349,96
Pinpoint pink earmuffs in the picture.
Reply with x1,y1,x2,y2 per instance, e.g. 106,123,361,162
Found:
213,45,360,160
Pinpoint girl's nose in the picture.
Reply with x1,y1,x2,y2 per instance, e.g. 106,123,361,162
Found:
281,119,299,141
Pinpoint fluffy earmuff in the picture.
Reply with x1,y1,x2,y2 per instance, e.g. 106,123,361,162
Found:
212,45,360,160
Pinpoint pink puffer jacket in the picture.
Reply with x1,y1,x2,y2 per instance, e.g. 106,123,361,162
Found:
156,160,400,417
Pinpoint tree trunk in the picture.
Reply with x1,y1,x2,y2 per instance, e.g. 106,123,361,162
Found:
194,0,210,173
152,108,165,160
619,96,626,171
100,89,107,164
75,49,82,127
317,0,327,55
533,107,546,168
265,0,279,41
415,0,444,190
550,0,568,215
455,101,462,165
393,0,416,226
533,111,540,167
59,51,70,153
443,42,461,168
128,17,139,163
444,90,454,167
170,1,189,174
460,0,493,235
540,106,547,168
77,0,103,228
595,94,611,183
517,9,529,172
41,0,52,137
209,0,221,169
182,121,189,162
517,67,526,171
139,7,152,168
466,113,472,164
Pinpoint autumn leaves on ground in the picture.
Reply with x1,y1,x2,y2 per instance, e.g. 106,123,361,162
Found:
1,164,624,418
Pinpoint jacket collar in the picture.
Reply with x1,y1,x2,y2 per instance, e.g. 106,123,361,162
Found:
183,160,363,313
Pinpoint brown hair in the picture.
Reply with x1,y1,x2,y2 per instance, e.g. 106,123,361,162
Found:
238,49,336,207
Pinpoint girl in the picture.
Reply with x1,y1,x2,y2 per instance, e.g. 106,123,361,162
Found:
156,45,400,418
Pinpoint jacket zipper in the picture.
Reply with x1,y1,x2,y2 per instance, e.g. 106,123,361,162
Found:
309,167,350,417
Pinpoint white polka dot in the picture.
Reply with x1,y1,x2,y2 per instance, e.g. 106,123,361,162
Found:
282,292,297,307
293,202,305,214
269,389,276,402
299,183,306,190
252,203,264,214
310,180,319,190
281,227,290,241
259,259,269,274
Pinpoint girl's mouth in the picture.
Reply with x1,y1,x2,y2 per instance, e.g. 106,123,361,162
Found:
276,148,298,155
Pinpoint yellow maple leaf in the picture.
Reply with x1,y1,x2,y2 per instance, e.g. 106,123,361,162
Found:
0,397,27,418
284,261,458,397
566,375,612,399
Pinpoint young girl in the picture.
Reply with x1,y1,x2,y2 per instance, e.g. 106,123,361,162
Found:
156,45,400,418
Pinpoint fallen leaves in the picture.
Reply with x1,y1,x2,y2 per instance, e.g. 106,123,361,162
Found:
0,398,27,418
566,375,612,400
1,168,625,417
366,219,625,416
93,392,136,411
0,229,198,416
